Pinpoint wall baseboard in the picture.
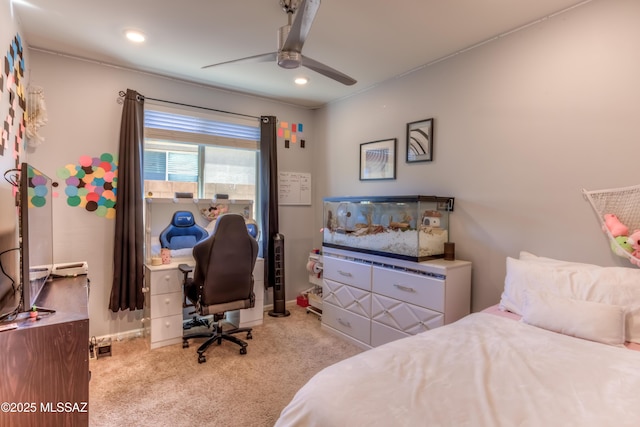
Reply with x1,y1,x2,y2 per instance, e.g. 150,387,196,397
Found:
93,328,145,343
95,300,298,343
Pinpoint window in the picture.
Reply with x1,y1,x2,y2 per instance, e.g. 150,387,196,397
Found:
143,108,260,208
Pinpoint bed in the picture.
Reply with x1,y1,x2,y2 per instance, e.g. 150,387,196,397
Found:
275,252,640,426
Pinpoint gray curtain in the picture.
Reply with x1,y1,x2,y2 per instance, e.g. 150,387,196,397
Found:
259,116,278,288
109,89,145,312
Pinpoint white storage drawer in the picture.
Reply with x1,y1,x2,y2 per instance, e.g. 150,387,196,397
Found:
323,256,372,291
148,268,184,295
372,266,445,312
371,293,444,334
150,314,184,343
321,247,471,350
150,292,183,319
371,320,409,348
323,278,372,318
323,303,371,345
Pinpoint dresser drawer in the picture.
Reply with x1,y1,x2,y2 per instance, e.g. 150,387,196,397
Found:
150,292,183,318
147,268,184,295
323,304,370,345
372,266,445,312
371,293,444,334
371,320,409,347
150,314,183,343
323,256,372,291
323,279,371,318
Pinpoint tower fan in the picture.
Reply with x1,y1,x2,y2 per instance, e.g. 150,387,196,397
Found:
268,233,290,317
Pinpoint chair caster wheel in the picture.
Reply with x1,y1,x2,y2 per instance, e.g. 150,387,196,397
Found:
240,347,247,355
198,354,206,363
247,332,252,340
182,341,189,349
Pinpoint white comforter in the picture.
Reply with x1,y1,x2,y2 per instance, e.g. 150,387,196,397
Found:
275,313,640,427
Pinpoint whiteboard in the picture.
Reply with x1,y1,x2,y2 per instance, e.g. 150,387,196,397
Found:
279,171,311,205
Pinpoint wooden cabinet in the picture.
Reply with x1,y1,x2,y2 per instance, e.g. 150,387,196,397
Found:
322,247,471,349
0,276,89,427
143,259,264,349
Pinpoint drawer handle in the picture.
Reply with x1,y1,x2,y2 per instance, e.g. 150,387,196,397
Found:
165,321,171,327
338,270,353,277
337,318,352,328
142,287,150,293
393,284,416,293
163,275,171,281
164,298,170,304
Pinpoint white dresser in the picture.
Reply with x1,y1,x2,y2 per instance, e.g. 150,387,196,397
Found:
143,258,264,349
321,247,471,349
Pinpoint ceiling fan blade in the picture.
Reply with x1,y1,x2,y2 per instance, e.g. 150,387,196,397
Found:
282,0,320,53
301,55,357,86
202,52,277,69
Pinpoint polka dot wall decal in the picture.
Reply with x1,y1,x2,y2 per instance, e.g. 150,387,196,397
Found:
57,153,118,218
26,165,49,208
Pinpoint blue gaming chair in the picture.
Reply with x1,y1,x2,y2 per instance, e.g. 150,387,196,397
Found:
159,211,208,250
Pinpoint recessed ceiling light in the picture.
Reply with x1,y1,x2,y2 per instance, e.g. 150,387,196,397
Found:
125,30,146,43
294,77,308,85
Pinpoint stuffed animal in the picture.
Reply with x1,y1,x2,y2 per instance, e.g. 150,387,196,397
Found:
611,236,633,257
603,213,629,237
627,230,640,266
627,229,640,249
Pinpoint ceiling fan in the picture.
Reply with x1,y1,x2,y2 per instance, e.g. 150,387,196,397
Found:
202,0,357,86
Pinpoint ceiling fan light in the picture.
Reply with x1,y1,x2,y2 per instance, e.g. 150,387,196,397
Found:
125,30,146,43
295,77,308,85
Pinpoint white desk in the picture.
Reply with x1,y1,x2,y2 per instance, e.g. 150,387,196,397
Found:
142,257,264,349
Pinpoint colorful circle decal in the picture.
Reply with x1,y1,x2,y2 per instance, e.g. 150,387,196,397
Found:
57,153,118,219
27,167,49,208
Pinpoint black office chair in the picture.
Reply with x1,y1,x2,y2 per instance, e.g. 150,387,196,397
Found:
179,213,258,363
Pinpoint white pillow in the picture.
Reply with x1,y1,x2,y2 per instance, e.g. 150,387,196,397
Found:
519,251,601,270
500,257,640,343
521,290,626,346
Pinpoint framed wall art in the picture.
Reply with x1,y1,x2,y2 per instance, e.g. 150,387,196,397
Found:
406,118,434,163
359,138,396,181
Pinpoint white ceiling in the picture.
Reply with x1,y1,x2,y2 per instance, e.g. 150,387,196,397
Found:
13,0,590,109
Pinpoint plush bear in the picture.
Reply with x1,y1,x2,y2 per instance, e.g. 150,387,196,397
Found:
603,213,629,237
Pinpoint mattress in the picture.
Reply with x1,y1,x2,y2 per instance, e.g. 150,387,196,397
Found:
275,312,640,426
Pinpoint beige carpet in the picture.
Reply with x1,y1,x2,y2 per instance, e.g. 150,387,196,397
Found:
89,305,363,427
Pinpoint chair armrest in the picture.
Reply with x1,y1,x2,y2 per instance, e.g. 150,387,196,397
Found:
178,263,193,274
178,263,195,308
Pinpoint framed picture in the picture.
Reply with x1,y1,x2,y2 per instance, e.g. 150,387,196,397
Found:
359,138,396,181
406,118,434,163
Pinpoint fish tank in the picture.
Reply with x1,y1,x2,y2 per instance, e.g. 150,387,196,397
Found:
323,195,454,262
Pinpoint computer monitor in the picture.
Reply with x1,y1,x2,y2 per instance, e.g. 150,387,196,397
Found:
19,163,54,312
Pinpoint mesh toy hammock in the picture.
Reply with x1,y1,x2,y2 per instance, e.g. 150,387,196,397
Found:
583,184,640,266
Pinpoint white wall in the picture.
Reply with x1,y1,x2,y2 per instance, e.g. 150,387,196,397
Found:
26,52,317,337
315,0,640,311
0,0,27,309
18,0,640,336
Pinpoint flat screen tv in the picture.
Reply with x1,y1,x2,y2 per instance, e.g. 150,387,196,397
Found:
19,162,54,312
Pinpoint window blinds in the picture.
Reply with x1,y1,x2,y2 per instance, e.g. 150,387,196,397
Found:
144,109,259,150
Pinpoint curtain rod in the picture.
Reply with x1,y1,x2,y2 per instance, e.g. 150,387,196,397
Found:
118,90,260,120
